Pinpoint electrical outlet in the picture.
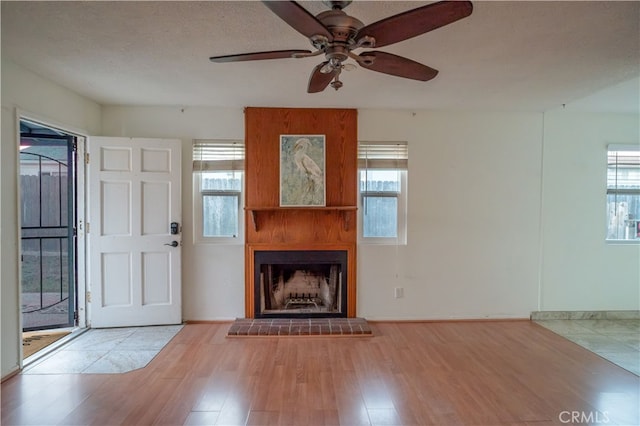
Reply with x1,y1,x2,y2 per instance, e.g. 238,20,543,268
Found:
394,287,404,298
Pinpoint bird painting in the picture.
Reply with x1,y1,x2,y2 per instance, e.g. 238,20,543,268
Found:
280,135,325,206
293,138,323,192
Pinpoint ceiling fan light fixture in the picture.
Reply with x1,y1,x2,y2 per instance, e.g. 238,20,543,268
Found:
310,34,330,50
319,62,334,73
355,35,376,49
209,0,473,93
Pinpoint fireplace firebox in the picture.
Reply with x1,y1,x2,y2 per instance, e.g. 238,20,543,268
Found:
254,250,348,318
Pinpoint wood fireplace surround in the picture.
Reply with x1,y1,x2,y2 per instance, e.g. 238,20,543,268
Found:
244,107,358,318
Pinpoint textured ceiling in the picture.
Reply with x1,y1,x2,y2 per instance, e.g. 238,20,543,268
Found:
2,1,639,112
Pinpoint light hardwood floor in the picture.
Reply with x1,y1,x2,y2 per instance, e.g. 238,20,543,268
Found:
2,321,639,425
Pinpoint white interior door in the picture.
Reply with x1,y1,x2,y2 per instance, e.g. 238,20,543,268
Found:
88,137,182,327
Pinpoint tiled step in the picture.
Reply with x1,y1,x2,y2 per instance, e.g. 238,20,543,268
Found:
227,318,372,336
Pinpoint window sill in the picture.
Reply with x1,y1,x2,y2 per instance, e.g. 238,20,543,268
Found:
359,239,407,246
194,237,244,245
605,239,640,245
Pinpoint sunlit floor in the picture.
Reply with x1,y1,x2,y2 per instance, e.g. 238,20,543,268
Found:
22,324,183,374
534,319,640,375
5,321,639,426
22,320,638,377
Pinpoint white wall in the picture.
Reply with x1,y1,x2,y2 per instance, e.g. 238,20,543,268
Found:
540,111,640,310
1,58,101,378
102,107,545,321
102,106,640,322
358,110,544,319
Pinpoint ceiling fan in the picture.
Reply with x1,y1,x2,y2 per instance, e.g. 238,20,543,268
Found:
209,0,473,93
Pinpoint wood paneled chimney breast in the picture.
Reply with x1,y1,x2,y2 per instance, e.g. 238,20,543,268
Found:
244,107,358,317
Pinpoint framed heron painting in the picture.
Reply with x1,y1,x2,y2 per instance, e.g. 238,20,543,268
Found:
279,134,326,207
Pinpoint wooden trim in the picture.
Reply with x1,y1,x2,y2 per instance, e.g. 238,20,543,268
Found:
246,206,357,210
245,244,255,318
347,245,357,317
244,107,358,318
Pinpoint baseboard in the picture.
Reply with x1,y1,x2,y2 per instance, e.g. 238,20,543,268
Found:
531,310,640,320
366,318,530,323
1,365,21,383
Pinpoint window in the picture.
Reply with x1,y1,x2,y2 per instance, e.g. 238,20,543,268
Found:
358,141,408,244
607,145,640,242
193,140,244,243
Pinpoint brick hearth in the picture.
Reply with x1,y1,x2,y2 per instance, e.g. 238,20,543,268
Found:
227,318,372,336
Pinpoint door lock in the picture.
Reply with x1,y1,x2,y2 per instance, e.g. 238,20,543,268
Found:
170,222,180,235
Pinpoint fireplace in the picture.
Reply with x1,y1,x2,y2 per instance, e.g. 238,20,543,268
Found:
254,250,348,318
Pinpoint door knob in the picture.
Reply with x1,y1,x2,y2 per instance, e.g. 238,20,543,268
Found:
164,241,179,247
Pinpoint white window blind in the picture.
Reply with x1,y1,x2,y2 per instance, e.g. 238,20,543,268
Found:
193,140,244,171
358,141,408,170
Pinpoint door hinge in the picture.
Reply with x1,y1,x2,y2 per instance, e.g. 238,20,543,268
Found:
85,152,90,164
74,311,79,321
86,291,92,303
86,222,90,234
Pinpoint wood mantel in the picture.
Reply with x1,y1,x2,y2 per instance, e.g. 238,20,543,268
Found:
245,206,357,231
244,107,358,318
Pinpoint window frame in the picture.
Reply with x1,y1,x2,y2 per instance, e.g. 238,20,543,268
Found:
359,169,408,244
606,144,640,244
357,141,408,245
192,140,244,245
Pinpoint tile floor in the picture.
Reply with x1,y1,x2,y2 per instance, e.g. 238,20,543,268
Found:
534,319,640,375
22,324,183,374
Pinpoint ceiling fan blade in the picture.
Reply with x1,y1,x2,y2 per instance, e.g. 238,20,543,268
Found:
358,1,473,48
308,62,337,93
209,50,312,63
359,51,438,81
262,1,333,41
